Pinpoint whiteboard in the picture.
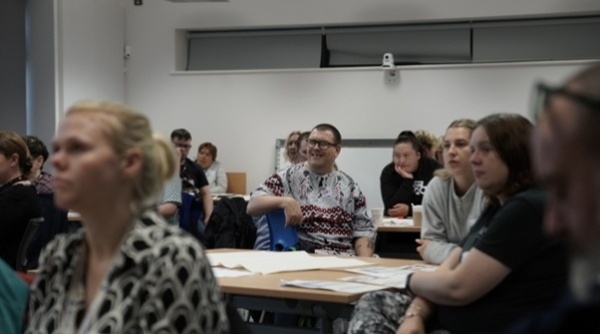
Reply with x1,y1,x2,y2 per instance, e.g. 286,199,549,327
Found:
275,139,394,211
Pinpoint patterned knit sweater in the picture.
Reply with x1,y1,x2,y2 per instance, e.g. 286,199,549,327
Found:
252,163,375,255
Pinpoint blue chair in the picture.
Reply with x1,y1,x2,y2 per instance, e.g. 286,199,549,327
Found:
265,209,298,251
179,192,205,241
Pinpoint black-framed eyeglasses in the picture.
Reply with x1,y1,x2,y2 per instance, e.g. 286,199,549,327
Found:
532,83,600,120
307,139,337,149
174,143,192,150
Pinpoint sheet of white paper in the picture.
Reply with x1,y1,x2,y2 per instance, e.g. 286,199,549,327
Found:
280,279,384,293
382,218,414,226
344,264,438,277
207,251,371,275
339,264,438,289
339,274,411,289
211,267,256,278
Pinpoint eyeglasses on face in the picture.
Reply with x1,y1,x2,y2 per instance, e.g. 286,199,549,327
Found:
307,139,337,149
174,143,192,150
532,83,600,120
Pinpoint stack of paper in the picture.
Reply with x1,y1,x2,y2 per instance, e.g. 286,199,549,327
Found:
280,279,384,294
340,264,438,289
207,251,371,275
381,218,414,226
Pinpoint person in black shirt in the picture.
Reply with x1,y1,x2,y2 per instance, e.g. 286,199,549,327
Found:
380,131,442,217
0,131,41,269
170,129,213,225
349,114,568,334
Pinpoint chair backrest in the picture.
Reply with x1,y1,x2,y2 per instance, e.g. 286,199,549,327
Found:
27,193,69,269
205,197,256,249
265,209,298,251
15,217,44,272
226,172,246,194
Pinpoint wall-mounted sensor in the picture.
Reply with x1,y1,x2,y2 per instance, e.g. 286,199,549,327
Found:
382,53,395,68
382,53,398,84
124,45,132,59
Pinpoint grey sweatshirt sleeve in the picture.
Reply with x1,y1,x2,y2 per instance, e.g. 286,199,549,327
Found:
214,161,228,194
420,177,458,264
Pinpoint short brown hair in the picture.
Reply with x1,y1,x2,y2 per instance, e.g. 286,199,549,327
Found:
0,131,32,177
198,142,217,160
312,124,342,145
476,113,535,205
22,135,49,168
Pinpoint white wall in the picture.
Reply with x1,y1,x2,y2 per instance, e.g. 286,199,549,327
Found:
122,1,598,198
128,61,591,201
57,0,125,113
126,0,600,29
46,0,599,203
25,0,125,169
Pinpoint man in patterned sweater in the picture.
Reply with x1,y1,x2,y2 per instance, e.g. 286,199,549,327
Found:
247,123,375,257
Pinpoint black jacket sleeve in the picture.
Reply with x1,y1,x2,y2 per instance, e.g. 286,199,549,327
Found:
380,162,415,216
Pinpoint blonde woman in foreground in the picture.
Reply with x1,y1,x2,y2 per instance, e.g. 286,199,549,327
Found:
26,101,229,333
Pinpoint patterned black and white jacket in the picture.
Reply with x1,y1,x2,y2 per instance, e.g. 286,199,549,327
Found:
26,212,229,334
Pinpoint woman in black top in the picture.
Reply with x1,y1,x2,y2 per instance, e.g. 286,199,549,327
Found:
349,114,568,334
380,131,442,217
0,131,41,269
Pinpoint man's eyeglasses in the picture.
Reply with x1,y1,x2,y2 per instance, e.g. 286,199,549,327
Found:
174,143,192,150
532,83,600,120
307,139,337,149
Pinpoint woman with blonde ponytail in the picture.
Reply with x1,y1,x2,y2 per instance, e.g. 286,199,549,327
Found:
416,119,486,264
27,101,229,333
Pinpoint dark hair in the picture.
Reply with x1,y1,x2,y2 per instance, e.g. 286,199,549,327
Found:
312,123,342,145
476,113,535,204
395,130,426,157
198,142,217,160
22,135,49,168
297,131,310,147
0,131,32,177
170,128,191,141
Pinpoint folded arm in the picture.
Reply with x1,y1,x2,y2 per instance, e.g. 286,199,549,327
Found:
247,195,303,227
408,248,510,306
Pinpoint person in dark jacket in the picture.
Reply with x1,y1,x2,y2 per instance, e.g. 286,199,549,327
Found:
380,131,442,217
0,131,41,269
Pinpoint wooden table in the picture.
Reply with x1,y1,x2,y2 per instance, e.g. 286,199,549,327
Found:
209,249,422,334
376,222,421,233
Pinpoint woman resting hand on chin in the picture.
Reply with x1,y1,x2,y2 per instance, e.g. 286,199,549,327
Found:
380,131,441,218
26,101,229,334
